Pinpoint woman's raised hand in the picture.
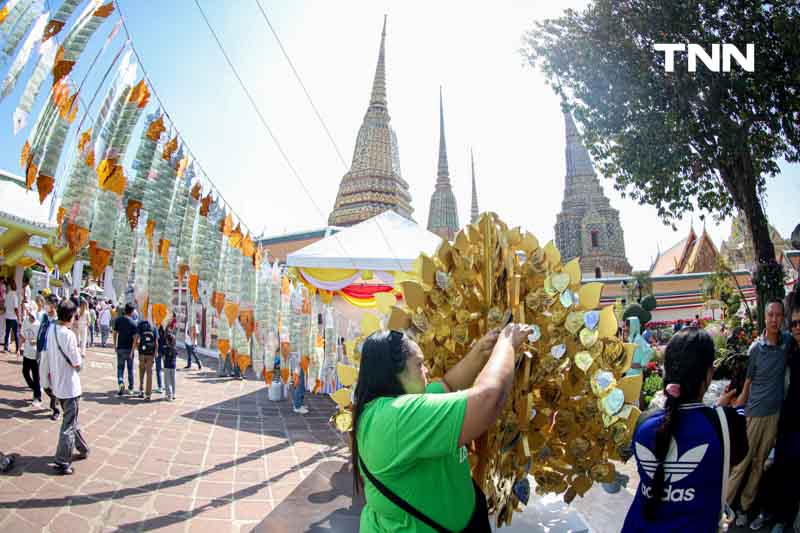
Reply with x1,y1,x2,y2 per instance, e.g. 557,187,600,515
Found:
501,323,532,351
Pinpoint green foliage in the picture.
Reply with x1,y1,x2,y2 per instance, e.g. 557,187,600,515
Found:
623,302,652,325
703,258,745,327
643,374,664,407
641,294,657,312
522,0,799,266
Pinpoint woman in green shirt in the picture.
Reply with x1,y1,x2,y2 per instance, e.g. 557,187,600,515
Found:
352,323,530,532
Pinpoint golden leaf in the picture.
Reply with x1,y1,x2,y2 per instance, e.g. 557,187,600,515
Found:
52,59,75,87
220,213,233,236
151,303,168,328
241,233,255,258
177,264,190,282
25,160,38,190
158,238,170,269
223,301,239,326
564,258,582,287
374,292,396,315
543,240,561,267
618,374,643,404
211,292,225,315
598,306,618,339
145,219,155,250
190,181,202,201
0,6,9,25
330,388,352,409
578,282,603,310
65,223,90,252
229,223,243,248
85,150,95,167
236,354,251,374
217,339,231,359
239,309,255,339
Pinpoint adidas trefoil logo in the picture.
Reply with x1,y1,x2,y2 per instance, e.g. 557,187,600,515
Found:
636,438,708,483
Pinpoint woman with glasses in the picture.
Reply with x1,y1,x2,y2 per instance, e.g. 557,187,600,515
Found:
352,323,530,532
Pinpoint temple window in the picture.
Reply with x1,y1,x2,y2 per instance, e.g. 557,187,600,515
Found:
590,230,600,248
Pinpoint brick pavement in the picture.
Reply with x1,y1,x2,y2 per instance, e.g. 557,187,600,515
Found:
0,344,348,532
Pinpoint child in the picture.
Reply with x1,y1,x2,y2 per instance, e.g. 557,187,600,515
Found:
162,329,177,401
20,301,42,407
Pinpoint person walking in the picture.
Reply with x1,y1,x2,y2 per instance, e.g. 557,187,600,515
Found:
37,295,62,420
136,320,157,400
728,300,792,527
88,304,96,347
162,327,178,401
113,303,138,396
20,300,42,408
621,328,748,532
183,321,202,370
98,303,111,347
44,299,89,475
73,299,89,357
3,279,20,355
292,353,308,415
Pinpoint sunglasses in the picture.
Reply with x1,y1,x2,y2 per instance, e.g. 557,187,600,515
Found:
791,320,800,329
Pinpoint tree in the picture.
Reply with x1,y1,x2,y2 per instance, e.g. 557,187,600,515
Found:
523,0,798,320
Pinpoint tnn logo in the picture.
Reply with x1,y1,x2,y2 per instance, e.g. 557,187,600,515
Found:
654,44,754,72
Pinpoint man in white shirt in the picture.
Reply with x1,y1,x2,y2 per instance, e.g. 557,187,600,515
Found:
3,279,20,355
43,299,89,475
98,304,112,347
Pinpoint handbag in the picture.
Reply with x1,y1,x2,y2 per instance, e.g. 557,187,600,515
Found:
357,453,490,532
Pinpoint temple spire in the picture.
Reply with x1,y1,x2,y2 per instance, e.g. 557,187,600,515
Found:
328,16,413,227
470,148,479,223
427,87,459,240
437,86,449,180
369,15,388,110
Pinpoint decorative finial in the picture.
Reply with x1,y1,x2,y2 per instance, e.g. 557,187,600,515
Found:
437,86,448,180
470,148,479,223
369,16,388,109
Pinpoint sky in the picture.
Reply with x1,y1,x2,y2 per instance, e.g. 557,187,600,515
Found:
0,0,797,271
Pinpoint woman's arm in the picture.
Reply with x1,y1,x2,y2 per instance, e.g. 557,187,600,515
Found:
734,378,752,408
458,323,529,447
442,329,500,391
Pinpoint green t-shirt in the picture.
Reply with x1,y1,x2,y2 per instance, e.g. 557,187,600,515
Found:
357,381,474,532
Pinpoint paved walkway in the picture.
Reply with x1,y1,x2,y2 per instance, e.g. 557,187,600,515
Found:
0,344,348,532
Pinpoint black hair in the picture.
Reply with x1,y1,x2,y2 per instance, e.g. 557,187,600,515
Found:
644,327,715,521
57,299,77,323
124,303,136,316
766,299,785,315
351,330,414,495
46,294,60,306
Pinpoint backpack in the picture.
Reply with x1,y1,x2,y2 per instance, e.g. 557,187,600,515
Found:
139,329,156,355
36,314,51,355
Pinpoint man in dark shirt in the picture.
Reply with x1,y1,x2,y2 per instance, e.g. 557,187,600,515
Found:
113,303,139,396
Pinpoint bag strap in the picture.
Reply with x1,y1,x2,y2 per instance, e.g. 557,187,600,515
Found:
54,326,75,368
715,406,733,523
358,454,450,533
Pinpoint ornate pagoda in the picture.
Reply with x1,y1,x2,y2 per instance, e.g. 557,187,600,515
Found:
328,16,413,227
426,88,459,240
554,112,632,278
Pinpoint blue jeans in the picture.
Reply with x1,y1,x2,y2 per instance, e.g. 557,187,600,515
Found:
4,318,19,352
100,325,110,347
293,367,305,409
154,355,163,389
185,344,201,368
116,349,134,389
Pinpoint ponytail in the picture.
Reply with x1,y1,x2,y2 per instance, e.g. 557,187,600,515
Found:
643,327,715,521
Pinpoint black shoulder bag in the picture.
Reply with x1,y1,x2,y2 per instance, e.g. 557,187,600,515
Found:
358,453,490,532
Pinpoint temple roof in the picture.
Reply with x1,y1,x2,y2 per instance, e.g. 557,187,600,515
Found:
427,88,459,240
651,226,720,275
328,16,413,227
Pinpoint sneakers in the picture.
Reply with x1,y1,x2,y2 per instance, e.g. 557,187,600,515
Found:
153,388,162,394
0,454,16,473
736,512,749,527
54,464,74,475
75,450,90,460
50,411,60,421
751,513,769,530
145,396,151,401
117,385,125,397
31,399,42,409
293,406,309,415
138,390,145,399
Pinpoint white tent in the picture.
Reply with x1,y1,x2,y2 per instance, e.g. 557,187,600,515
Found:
286,210,443,272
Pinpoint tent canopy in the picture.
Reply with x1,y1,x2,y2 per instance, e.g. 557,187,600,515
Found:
287,210,443,272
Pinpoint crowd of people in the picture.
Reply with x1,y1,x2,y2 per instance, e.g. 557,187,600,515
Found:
0,279,211,476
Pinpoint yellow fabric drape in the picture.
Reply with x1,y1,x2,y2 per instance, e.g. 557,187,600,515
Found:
299,267,358,283
340,292,378,309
